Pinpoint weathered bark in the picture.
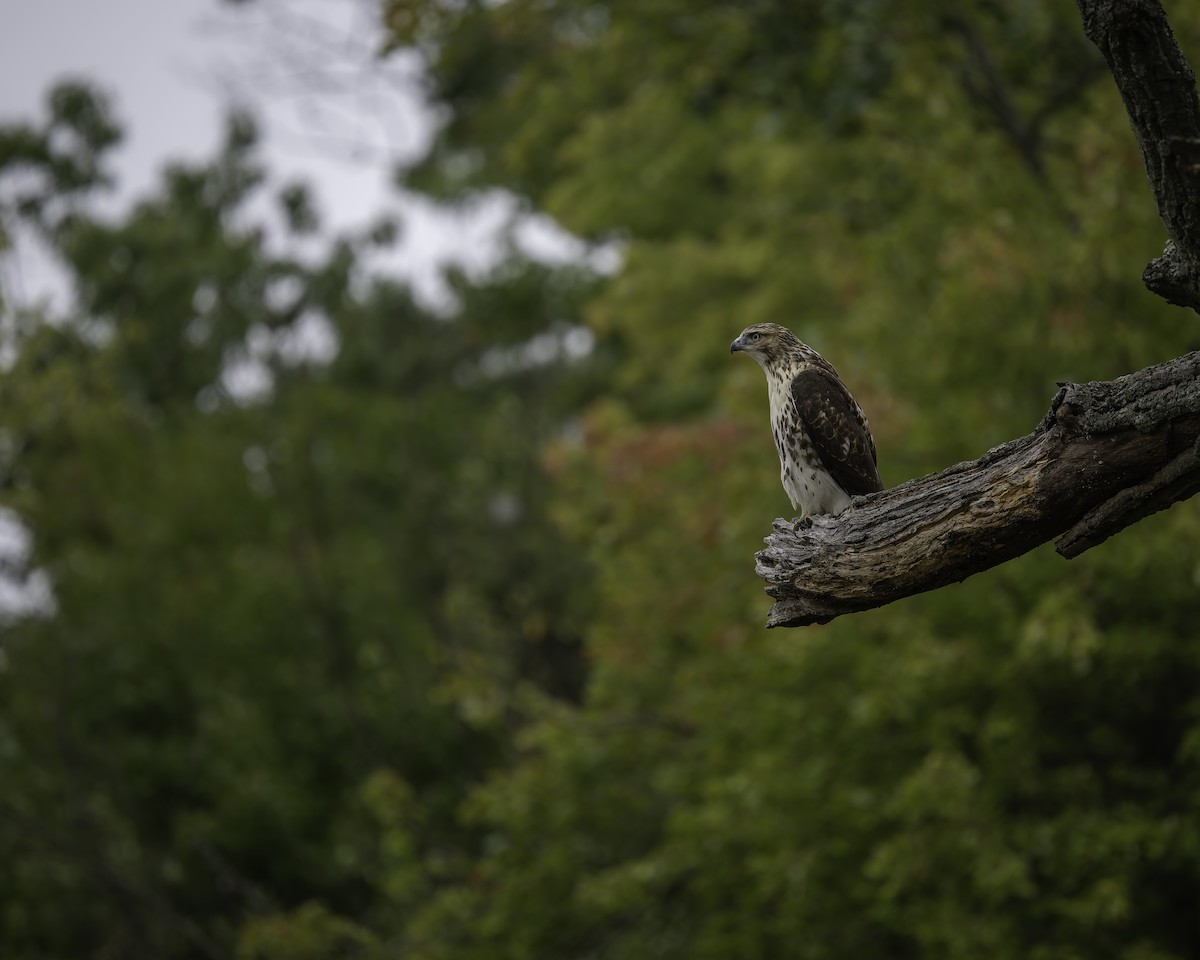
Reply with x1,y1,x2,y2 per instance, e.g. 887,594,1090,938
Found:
758,352,1200,627
1077,0,1200,311
755,0,1200,627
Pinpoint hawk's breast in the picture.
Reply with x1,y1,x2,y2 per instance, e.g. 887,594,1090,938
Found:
767,373,853,516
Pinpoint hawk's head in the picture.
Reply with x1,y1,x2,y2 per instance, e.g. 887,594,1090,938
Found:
730,322,809,372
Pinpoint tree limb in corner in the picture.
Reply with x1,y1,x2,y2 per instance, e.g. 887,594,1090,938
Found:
757,0,1200,627
1078,0,1200,311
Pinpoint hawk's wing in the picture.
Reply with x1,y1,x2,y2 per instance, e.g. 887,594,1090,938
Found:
791,367,884,497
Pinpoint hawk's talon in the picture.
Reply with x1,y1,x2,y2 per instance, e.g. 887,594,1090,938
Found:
793,516,813,532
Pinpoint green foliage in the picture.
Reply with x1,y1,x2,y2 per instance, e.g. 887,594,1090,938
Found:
237,900,379,960
383,2,1200,958
0,84,598,957
5,3,1200,958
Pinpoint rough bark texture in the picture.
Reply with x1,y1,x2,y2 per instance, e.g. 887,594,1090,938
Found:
758,353,1200,627
1077,0,1200,310
756,0,1200,627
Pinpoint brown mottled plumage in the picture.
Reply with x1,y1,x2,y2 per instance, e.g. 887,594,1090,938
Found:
730,322,883,517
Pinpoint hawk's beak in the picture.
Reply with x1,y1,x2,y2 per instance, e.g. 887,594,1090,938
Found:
729,338,743,354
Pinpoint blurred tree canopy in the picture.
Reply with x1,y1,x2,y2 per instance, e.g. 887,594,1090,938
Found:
4,2,1200,958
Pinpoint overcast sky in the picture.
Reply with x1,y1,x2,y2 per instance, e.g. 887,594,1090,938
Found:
0,1,605,612
0,0,585,308
2,1,234,202
0,0,582,612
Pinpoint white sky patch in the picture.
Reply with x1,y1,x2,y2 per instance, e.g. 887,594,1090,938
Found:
220,349,275,406
0,511,30,564
0,508,56,624
477,324,596,381
194,0,435,171
0,0,610,325
514,212,623,276
0,0,609,622
277,309,339,366
217,309,340,406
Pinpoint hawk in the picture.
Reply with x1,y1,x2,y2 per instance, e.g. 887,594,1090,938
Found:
730,322,883,517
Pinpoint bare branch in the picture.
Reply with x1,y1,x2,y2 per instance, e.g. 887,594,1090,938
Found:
757,352,1200,627
1077,0,1200,311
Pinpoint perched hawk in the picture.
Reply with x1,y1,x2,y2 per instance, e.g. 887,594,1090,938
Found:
730,322,883,517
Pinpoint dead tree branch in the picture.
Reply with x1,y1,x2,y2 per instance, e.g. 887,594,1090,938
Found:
758,353,1200,627
1078,0,1200,311
757,0,1200,627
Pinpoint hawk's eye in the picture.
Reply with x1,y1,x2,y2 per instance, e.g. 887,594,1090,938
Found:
749,332,761,342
